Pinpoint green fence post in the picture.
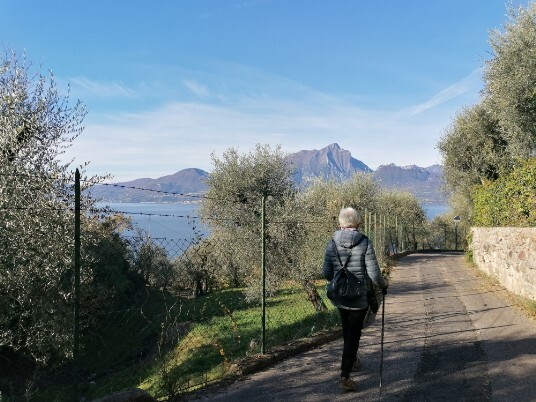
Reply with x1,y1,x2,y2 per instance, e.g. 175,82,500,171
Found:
369,211,372,238
400,222,404,251
74,168,81,399
364,208,368,236
382,215,386,256
395,216,398,254
374,213,377,251
261,195,266,355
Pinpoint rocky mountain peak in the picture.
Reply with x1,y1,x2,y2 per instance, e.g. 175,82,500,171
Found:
291,143,371,183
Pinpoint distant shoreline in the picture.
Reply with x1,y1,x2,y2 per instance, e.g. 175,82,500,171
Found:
96,201,449,220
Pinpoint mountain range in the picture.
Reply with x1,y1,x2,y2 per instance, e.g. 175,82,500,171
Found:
90,143,447,205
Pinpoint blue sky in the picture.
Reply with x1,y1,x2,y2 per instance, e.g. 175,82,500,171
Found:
0,0,530,181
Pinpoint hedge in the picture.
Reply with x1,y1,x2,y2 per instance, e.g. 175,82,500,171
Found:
472,158,536,227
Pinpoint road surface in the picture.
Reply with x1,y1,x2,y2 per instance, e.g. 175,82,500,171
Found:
189,252,536,402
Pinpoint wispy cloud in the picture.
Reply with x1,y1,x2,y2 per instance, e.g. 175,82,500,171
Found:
68,97,450,181
63,64,481,181
407,68,482,116
183,79,210,98
69,77,138,98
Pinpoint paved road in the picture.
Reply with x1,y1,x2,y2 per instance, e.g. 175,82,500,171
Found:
190,253,536,402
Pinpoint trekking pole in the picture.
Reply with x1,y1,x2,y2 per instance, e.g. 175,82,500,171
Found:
379,289,386,399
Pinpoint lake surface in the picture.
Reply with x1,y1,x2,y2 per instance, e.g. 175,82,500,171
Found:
97,202,449,241
425,204,450,219
96,202,206,241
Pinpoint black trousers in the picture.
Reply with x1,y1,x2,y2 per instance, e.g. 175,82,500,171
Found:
338,307,368,378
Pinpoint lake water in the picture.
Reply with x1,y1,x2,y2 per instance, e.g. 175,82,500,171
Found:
96,202,206,241
97,202,449,241
425,204,450,220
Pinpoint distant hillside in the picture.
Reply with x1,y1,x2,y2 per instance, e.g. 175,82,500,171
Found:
291,143,371,183
91,145,446,205
372,164,446,204
89,168,208,203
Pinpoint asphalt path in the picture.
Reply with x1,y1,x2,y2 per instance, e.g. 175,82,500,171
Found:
189,252,536,402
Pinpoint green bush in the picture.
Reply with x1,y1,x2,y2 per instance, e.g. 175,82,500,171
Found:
472,158,536,226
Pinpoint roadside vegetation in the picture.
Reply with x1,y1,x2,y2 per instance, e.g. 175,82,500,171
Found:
438,3,536,229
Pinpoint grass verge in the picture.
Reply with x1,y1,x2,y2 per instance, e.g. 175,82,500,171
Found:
32,281,339,400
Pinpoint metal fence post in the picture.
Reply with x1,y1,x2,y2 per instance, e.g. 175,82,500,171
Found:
261,195,266,355
364,208,368,236
74,168,81,399
382,215,386,255
373,213,377,251
400,222,404,251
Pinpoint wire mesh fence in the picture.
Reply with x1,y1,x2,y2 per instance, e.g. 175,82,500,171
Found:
73,234,347,400
0,171,416,401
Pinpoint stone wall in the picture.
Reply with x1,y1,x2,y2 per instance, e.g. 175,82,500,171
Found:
470,227,536,300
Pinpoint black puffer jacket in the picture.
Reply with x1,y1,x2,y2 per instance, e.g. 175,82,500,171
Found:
322,229,388,309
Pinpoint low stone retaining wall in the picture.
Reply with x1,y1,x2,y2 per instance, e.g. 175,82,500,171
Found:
470,227,536,300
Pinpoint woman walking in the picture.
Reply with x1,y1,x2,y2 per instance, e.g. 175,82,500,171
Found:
323,207,388,391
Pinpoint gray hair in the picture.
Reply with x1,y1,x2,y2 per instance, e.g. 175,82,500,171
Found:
338,207,362,228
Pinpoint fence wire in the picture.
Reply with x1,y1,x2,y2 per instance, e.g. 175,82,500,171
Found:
0,173,418,401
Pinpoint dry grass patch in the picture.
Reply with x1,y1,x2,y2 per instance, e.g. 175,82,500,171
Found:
464,254,536,321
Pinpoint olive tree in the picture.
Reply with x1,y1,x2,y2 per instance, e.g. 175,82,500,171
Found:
200,144,296,230
438,101,508,190
485,3,536,159
133,238,175,292
438,101,511,223
199,144,298,296
0,51,103,364
438,3,536,224
298,172,379,234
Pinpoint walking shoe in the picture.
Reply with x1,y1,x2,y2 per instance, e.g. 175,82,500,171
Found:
340,377,357,392
352,357,362,372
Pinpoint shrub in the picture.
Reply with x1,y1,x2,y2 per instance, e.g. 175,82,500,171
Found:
472,158,536,226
